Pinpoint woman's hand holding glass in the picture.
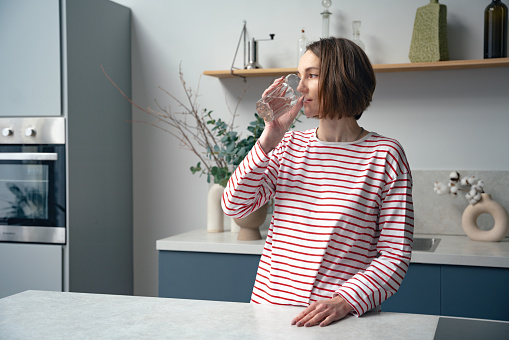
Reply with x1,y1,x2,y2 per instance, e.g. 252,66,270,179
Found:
257,76,303,154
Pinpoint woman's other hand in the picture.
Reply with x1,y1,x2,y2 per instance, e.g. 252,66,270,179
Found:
291,296,353,327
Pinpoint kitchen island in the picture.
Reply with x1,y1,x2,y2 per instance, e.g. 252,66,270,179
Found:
1,290,508,339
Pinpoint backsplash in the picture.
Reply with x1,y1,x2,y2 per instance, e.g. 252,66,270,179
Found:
255,170,509,237
412,170,509,236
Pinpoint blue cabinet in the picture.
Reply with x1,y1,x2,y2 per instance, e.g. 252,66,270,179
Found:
381,264,441,315
441,265,509,321
159,251,509,321
159,251,260,303
381,263,509,321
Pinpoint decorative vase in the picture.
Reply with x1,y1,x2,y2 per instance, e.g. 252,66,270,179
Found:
461,193,509,242
234,204,268,241
409,0,449,62
230,217,241,233
207,183,225,232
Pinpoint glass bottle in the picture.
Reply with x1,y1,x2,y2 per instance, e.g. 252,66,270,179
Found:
297,28,308,65
321,0,332,38
484,0,508,58
352,21,366,51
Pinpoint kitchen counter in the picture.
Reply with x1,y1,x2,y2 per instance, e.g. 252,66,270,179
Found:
156,229,509,268
1,290,508,339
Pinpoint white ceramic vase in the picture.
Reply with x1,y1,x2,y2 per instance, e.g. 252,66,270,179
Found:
207,183,225,233
461,193,509,242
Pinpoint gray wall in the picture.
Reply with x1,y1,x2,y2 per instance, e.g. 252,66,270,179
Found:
112,0,509,297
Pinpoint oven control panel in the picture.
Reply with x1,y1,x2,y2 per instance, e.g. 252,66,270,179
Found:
0,117,65,144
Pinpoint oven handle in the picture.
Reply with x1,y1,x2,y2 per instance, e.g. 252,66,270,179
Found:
0,153,58,161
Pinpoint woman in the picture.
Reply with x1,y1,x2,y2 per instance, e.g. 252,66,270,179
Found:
222,37,414,327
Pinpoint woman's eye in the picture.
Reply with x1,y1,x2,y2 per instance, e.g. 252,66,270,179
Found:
309,74,319,78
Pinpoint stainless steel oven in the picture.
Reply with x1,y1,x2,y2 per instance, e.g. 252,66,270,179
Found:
0,117,65,244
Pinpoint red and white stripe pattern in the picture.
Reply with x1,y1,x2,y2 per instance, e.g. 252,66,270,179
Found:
222,128,414,316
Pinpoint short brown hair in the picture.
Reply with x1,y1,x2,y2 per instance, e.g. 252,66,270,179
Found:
307,37,376,120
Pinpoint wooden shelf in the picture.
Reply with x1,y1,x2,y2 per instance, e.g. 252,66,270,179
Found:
203,58,509,78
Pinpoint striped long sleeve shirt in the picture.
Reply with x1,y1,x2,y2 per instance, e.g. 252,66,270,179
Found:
221,128,414,316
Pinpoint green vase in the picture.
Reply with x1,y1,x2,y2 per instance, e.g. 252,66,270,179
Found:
409,0,450,62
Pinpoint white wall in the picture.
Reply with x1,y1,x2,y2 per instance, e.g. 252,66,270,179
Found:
112,0,509,297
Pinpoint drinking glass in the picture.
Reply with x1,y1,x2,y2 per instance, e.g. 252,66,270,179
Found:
256,74,302,122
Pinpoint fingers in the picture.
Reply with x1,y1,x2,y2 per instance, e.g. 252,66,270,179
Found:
299,311,329,327
291,302,325,327
319,314,338,327
291,297,351,328
291,305,314,326
261,77,285,98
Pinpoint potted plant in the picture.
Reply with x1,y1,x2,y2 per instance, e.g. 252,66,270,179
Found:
199,112,266,234
191,111,266,187
103,65,275,233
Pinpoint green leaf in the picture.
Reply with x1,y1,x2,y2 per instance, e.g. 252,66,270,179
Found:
226,142,235,153
190,162,202,174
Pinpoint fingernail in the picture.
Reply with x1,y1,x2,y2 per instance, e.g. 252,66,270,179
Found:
296,322,302,327
304,323,310,327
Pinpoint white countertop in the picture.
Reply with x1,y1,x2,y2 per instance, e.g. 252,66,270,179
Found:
0,290,445,339
2,291,508,339
156,229,509,268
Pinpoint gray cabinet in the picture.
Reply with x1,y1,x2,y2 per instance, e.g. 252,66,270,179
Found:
1,0,133,296
0,0,61,116
64,0,132,296
0,243,62,299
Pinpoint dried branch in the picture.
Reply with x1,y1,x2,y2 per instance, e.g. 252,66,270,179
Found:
101,63,243,184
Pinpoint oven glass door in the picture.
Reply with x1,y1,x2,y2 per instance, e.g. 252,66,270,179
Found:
0,145,65,244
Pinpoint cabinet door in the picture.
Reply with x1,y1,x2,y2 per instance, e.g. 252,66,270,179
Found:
381,263,441,315
441,265,509,321
0,0,61,116
159,251,261,303
0,243,62,298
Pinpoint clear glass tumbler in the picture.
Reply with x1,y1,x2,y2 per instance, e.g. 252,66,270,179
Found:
256,74,302,122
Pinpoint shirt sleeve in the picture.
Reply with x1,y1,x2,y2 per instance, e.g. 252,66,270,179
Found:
221,140,278,218
333,171,414,316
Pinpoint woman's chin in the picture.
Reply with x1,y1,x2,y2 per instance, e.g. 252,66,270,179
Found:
304,110,319,119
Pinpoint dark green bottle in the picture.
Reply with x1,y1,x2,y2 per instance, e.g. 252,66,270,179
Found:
484,0,508,58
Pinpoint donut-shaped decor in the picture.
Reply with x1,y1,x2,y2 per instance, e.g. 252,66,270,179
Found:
461,194,509,242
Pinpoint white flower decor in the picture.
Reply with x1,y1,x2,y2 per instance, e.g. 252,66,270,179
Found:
434,171,485,205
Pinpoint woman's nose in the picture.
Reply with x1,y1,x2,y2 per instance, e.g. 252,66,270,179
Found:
297,79,305,93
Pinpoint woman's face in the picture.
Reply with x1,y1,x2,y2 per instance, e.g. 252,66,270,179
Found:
297,50,321,118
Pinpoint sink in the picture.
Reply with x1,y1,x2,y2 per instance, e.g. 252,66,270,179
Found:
412,237,441,252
